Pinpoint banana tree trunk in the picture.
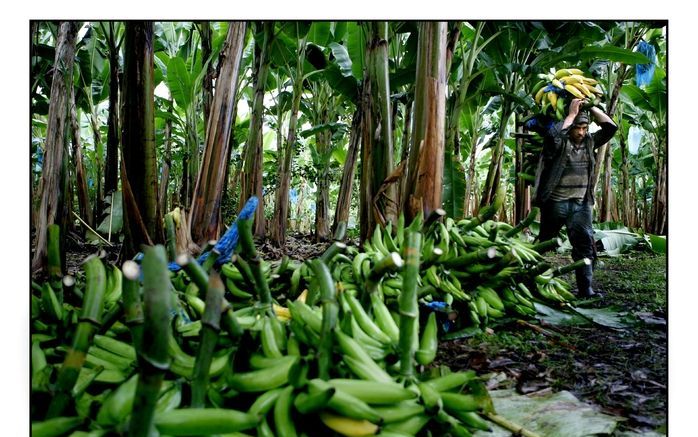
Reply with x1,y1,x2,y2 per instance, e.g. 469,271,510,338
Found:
629,173,637,228
397,96,413,209
105,22,120,196
159,102,173,214
32,21,78,273
88,105,104,222
332,105,363,239
315,151,331,242
240,21,273,237
404,21,447,222
69,88,92,228
359,22,396,242
180,109,200,209
271,37,307,246
189,22,247,246
619,130,631,227
199,21,214,129
480,100,512,210
314,100,334,243
651,141,667,234
121,21,160,255
464,129,479,216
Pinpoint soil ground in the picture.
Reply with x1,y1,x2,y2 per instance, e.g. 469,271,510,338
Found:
435,251,667,436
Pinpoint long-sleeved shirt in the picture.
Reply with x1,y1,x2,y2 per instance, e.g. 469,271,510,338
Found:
532,119,617,206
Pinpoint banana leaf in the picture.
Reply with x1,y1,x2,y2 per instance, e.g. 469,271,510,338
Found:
475,389,620,437
96,191,123,235
594,229,643,257
646,234,666,254
307,21,332,47
328,42,353,77
577,45,651,64
166,56,192,109
346,22,365,81
621,85,655,112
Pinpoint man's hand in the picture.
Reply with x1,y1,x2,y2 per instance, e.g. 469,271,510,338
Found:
562,98,585,129
568,98,584,117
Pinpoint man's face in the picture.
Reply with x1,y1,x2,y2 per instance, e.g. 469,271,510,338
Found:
570,123,588,145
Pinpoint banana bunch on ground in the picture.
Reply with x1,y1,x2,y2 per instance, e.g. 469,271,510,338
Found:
32,223,505,436
344,204,576,334
531,67,604,120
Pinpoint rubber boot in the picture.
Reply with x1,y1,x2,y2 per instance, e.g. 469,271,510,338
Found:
575,263,595,297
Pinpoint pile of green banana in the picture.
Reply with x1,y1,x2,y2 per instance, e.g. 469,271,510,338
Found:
326,210,576,335
531,67,604,120
32,222,509,437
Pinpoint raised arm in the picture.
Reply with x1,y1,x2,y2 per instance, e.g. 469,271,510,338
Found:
589,105,618,148
561,98,584,130
589,105,615,126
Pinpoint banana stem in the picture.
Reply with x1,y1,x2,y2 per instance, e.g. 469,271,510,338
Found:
530,261,553,276
63,275,80,300
487,222,499,242
444,247,498,268
399,231,422,378
201,248,221,273
532,237,561,254
46,255,107,419
319,241,347,264
237,218,273,312
423,208,446,230
221,303,244,338
177,254,209,295
164,213,177,261
232,254,256,288
129,245,172,437
484,412,543,437
308,259,338,381
504,207,540,238
191,271,224,407
552,258,591,277
122,260,144,350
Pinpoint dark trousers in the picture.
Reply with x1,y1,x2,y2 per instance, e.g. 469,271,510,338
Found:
538,199,595,295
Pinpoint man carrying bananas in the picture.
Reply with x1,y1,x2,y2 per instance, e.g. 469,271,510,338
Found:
532,98,617,298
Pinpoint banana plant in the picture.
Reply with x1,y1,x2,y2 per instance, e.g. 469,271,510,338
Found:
121,21,160,255
156,22,207,210
74,22,114,225
360,22,397,238
304,79,343,242
476,22,545,213
189,22,248,246
240,21,275,237
294,22,357,242
404,21,448,222
98,22,124,197
443,22,500,219
32,21,79,273
619,58,666,233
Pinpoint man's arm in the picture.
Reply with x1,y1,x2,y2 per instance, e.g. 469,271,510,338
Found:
561,98,584,130
589,106,618,148
589,106,615,125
